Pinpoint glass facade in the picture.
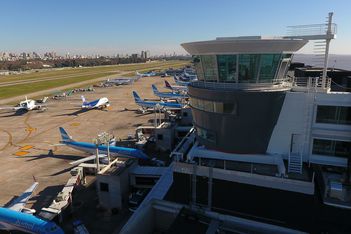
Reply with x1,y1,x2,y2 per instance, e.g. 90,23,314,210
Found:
192,56,204,81
217,55,237,82
194,53,287,84
201,55,218,81
259,54,281,81
190,97,237,115
312,138,351,158
238,54,260,83
196,126,216,142
316,105,351,125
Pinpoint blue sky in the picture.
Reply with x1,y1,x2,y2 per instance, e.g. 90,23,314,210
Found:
1,0,350,55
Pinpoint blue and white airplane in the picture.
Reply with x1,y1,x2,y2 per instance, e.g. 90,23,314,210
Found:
136,71,157,77
132,91,184,112
80,96,110,110
151,84,188,100
173,75,192,86
164,80,188,93
0,182,64,234
59,127,149,160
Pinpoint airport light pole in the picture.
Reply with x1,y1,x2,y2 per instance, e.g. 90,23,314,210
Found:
93,138,101,174
154,103,161,127
98,132,111,164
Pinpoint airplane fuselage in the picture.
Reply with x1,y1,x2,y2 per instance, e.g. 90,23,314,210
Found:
0,207,63,234
154,92,187,100
82,97,110,109
62,141,149,160
135,100,183,110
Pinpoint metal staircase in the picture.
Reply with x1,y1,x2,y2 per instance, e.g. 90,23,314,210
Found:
288,151,302,174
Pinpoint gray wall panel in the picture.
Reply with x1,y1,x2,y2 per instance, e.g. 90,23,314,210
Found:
189,86,286,153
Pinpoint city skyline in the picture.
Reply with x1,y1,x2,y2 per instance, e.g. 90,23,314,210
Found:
1,0,351,55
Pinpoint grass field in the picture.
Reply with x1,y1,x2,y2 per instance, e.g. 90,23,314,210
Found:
0,60,189,100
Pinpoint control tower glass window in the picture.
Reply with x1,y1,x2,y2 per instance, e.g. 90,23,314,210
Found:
238,54,259,83
217,55,237,82
193,55,204,81
201,55,218,82
259,54,281,82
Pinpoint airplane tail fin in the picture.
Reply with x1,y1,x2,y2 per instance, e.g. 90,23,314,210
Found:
132,91,142,103
151,84,159,94
173,75,179,83
81,95,86,104
41,97,48,103
59,127,73,142
164,80,172,90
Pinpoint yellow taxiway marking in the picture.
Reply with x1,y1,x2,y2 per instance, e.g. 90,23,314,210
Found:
20,145,33,151
70,122,80,127
25,127,36,132
0,128,14,150
14,151,30,156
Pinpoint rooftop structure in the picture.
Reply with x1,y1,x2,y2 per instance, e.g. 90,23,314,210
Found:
121,12,351,234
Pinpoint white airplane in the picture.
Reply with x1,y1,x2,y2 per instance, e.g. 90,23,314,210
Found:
0,181,64,233
0,97,48,113
80,95,110,109
136,71,157,77
164,80,188,93
105,78,134,85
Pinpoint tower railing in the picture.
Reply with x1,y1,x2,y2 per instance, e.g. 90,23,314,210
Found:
292,77,331,92
190,79,292,90
286,23,337,38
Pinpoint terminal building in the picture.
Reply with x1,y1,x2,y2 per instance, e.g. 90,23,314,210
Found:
121,14,351,234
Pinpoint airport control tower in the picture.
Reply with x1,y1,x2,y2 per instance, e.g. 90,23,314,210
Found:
181,36,307,154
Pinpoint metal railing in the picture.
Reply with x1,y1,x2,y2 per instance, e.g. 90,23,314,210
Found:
190,79,291,90
292,77,331,91
287,23,337,37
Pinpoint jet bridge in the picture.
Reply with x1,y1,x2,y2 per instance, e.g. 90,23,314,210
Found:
38,167,84,222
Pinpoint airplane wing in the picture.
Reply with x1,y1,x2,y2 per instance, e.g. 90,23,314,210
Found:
6,182,39,212
69,154,107,166
0,106,17,111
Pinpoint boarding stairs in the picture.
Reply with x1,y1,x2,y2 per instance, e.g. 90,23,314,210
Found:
288,151,303,174
288,90,315,174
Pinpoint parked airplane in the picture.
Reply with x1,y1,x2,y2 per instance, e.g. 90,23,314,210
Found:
173,75,191,86
105,78,134,86
151,84,188,100
132,91,183,112
136,71,157,77
59,127,149,160
80,96,110,109
164,80,188,93
0,182,64,233
0,97,48,113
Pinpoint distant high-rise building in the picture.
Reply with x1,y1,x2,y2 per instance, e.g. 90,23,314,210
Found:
131,53,138,59
145,50,150,59
140,50,150,59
